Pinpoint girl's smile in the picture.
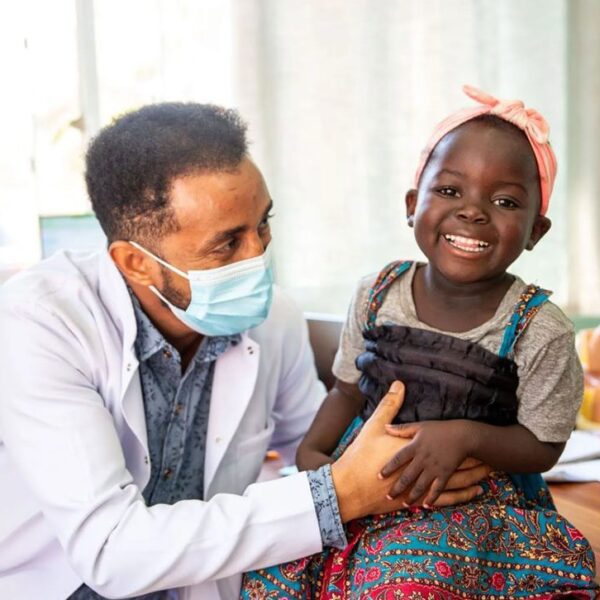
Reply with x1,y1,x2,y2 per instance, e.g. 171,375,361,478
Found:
442,233,490,254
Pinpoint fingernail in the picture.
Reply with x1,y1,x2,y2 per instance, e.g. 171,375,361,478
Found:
402,501,410,508
390,381,403,394
386,494,394,501
377,472,384,480
477,486,484,495
423,503,431,509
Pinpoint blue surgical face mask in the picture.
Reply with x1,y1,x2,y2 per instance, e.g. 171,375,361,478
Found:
130,241,274,336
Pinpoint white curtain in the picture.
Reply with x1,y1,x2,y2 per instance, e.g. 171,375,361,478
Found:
3,0,599,317
567,0,600,315
232,0,576,314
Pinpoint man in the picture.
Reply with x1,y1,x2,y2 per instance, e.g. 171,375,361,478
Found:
0,103,486,599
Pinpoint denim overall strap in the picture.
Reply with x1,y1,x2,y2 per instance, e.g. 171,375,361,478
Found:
365,260,413,330
498,283,552,358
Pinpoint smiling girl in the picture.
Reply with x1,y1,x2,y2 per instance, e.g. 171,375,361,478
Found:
241,87,598,598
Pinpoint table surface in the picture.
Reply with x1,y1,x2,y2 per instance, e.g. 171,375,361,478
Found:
549,481,600,579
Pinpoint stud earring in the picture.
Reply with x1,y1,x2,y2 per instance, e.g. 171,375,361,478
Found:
407,215,415,227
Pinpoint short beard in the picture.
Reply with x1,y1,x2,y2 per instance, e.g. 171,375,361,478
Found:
157,265,190,310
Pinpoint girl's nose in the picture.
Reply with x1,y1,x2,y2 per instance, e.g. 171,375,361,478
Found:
455,197,489,224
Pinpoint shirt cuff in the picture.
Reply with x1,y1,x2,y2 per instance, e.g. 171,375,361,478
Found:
307,465,348,549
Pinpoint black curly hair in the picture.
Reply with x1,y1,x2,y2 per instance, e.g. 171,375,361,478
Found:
85,102,248,244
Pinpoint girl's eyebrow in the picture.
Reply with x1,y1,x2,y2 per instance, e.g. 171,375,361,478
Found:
436,168,464,178
436,168,529,196
495,180,528,195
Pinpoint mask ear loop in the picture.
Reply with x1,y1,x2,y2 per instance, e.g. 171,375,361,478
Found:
148,284,180,309
129,240,190,280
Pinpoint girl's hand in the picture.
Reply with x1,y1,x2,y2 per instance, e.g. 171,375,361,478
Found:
380,420,476,507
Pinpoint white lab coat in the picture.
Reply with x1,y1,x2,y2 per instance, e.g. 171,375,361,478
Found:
0,250,326,599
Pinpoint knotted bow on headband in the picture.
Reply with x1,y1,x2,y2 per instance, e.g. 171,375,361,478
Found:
413,85,557,215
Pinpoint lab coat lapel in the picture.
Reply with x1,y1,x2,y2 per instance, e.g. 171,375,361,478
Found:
98,251,150,479
204,334,260,492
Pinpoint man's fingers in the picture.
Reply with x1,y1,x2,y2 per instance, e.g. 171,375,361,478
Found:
444,464,492,490
364,380,405,429
457,457,483,470
433,485,484,507
384,423,418,438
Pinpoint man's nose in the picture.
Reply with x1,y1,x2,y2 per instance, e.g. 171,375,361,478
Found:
245,233,269,258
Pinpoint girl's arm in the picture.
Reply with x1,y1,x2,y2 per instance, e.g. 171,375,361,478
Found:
465,421,564,471
296,379,365,470
381,420,563,506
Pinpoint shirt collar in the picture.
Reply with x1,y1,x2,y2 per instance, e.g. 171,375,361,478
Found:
129,289,167,362
128,288,240,363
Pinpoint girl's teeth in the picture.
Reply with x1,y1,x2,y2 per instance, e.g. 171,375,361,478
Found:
444,234,489,253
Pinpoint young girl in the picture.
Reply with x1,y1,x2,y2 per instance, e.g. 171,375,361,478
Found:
241,86,598,598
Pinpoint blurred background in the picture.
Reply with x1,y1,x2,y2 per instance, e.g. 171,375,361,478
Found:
1,0,599,318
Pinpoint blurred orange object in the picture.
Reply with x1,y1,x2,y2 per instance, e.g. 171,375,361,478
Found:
577,328,600,428
265,449,281,461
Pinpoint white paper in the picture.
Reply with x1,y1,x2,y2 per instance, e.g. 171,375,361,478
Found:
543,459,600,482
541,431,600,482
557,430,600,464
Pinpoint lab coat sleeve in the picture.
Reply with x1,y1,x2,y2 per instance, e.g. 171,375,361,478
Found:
0,305,322,597
267,293,327,456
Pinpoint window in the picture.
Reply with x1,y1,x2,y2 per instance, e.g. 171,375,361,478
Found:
3,0,594,315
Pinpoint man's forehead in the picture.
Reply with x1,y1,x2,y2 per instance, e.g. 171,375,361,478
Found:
170,161,265,206
164,165,271,250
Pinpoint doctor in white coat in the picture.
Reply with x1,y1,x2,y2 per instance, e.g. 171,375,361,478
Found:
0,103,486,600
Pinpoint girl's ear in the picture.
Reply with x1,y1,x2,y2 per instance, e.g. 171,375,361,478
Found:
405,189,418,227
526,215,552,251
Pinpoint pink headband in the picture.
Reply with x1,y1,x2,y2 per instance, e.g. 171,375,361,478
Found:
413,85,557,215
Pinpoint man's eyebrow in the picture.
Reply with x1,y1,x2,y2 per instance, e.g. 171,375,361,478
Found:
203,199,274,248
205,226,245,249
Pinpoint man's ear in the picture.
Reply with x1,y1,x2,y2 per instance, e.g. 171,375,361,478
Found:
405,189,418,227
526,215,551,250
109,241,156,285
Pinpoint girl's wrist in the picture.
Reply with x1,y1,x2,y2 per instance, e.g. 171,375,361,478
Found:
297,448,333,471
459,419,481,457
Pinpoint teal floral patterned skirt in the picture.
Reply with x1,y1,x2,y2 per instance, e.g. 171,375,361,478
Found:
241,417,598,599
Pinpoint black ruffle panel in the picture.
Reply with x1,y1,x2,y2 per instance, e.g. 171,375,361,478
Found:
357,325,519,426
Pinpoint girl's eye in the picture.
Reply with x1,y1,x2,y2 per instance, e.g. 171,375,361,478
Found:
437,186,459,197
493,197,518,209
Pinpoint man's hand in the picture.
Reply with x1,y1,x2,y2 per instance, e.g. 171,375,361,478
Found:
380,419,483,507
330,382,487,522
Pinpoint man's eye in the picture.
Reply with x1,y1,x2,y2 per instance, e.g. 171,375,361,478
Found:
259,212,275,228
215,238,239,254
493,197,518,209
